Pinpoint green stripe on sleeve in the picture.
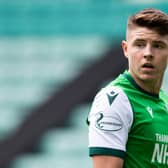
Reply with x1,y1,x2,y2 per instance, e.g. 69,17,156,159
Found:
89,147,125,159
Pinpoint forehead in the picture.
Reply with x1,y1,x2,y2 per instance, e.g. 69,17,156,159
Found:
127,26,168,43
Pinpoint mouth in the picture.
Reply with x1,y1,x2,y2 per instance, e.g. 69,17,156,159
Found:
141,63,155,73
142,63,154,69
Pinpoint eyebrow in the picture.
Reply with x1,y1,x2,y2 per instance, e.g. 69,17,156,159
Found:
133,39,146,43
152,40,166,44
134,38,145,41
134,39,167,44
152,40,167,47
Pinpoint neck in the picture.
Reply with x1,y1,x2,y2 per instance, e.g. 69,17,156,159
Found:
132,75,162,95
128,70,163,95
135,79,161,94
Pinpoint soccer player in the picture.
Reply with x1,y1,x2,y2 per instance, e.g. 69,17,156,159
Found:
87,8,168,168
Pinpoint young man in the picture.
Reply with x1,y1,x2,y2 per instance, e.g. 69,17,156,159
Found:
88,8,168,168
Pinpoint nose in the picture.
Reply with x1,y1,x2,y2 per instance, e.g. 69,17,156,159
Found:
143,44,153,59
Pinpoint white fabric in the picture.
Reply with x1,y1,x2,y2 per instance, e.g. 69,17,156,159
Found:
88,86,133,152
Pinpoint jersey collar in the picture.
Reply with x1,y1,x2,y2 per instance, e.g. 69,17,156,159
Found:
123,71,159,99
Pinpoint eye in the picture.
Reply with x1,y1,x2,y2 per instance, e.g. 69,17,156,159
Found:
152,43,164,49
134,41,145,48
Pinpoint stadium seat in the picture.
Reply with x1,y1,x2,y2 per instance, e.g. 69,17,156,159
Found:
10,153,92,168
68,103,91,129
0,1,167,168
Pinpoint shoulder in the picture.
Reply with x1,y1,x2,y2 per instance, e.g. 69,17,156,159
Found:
88,85,134,154
160,90,168,102
89,85,133,130
92,85,130,109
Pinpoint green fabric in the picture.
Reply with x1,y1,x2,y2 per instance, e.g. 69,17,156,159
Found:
110,71,168,167
90,147,125,159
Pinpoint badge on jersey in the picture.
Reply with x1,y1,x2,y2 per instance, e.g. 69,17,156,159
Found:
146,106,154,118
106,91,119,106
95,112,123,131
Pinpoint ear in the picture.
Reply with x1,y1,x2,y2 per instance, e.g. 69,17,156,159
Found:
121,40,128,58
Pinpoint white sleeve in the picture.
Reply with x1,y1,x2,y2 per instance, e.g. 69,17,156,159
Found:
88,86,133,158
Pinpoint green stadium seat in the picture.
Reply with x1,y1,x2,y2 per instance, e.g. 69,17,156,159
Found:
0,108,23,140
10,153,92,168
38,127,88,155
0,35,110,140
0,2,167,168
68,103,91,129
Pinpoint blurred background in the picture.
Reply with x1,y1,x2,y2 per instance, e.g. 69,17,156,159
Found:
0,0,167,168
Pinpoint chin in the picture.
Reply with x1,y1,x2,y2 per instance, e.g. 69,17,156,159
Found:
140,74,158,82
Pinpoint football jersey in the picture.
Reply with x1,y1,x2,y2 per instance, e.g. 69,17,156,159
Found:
88,71,168,167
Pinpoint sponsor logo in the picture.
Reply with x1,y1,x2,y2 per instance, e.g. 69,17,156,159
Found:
95,112,123,131
146,106,154,118
151,133,168,165
106,91,119,106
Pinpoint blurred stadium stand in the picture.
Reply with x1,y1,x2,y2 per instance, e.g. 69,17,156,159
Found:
0,1,167,168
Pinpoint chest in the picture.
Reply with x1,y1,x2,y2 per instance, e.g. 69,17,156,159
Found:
126,96,168,166
130,98,168,137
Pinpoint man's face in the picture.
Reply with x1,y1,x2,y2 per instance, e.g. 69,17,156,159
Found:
122,26,168,83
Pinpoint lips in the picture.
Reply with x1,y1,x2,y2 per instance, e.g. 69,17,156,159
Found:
142,63,154,69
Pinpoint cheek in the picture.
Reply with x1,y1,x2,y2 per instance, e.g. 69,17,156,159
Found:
157,56,168,70
128,51,141,64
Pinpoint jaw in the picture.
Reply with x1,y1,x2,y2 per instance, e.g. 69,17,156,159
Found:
128,68,163,92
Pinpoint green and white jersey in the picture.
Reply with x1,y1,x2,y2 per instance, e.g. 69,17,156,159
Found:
88,71,168,168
